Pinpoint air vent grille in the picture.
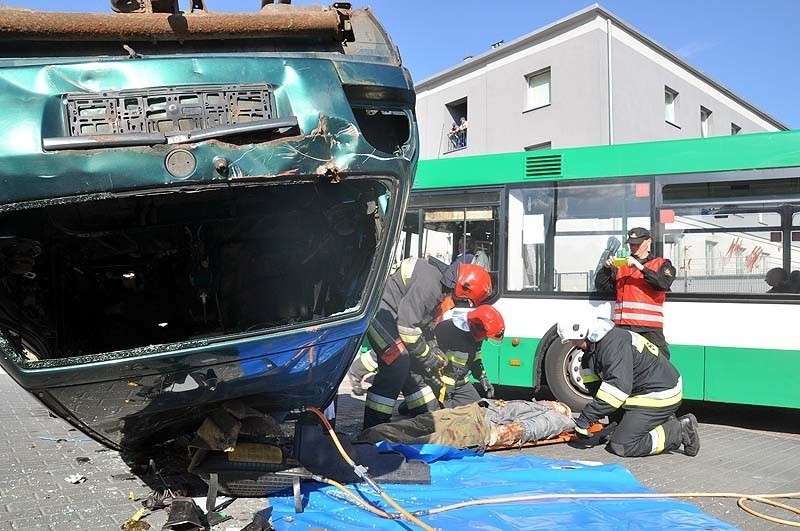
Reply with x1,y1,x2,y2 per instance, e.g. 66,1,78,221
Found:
524,154,562,179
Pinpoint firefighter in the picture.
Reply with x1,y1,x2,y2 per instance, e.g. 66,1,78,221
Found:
362,258,492,429
595,227,676,358
556,316,700,458
432,304,504,408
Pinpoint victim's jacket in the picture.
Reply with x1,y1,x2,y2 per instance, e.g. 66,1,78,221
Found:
579,324,682,426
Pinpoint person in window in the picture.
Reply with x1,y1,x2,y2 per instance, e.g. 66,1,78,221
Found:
595,227,676,359
557,316,699,458
457,117,468,148
447,122,459,150
452,236,475,266
765,267,790,294
789,270,800,294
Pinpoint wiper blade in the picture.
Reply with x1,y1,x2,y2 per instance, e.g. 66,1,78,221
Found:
42,116,300,151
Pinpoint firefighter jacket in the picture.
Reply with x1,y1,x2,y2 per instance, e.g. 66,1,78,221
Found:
578,325,682,426
433,315,485,387
381,256,444,360
595,253,675,329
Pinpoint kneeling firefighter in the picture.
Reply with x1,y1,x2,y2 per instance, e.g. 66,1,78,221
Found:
432,304,505,408
362,258,492,429
556,316,700,457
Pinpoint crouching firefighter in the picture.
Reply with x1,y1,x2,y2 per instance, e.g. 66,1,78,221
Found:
556,316,700,457
362,258,492,429
432,304,505,408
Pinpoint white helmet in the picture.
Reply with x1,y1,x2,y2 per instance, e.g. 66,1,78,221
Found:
557,316,614,343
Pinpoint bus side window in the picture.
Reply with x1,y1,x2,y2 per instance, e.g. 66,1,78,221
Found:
663,207,785,295
507,188,552,291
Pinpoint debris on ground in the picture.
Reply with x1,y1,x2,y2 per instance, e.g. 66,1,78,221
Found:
120,507,151,531
64,474,86,484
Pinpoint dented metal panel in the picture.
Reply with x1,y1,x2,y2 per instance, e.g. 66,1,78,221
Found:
0,5,418,451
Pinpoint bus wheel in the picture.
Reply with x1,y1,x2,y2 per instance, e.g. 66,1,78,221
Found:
544,340,592,412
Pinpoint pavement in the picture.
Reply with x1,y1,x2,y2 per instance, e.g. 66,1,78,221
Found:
1,372,799,530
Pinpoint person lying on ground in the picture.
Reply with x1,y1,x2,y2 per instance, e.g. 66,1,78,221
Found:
357,398,575,451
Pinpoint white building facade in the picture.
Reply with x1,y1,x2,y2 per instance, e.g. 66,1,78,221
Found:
415,4,787,159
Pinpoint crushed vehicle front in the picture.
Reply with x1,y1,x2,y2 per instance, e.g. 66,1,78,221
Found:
0,1,417,450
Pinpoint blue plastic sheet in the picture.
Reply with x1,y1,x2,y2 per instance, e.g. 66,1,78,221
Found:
268,444,737,530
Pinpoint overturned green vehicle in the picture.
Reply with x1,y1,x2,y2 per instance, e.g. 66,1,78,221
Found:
0,1,417,453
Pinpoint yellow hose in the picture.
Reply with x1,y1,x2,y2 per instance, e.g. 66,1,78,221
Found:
305,406,435,531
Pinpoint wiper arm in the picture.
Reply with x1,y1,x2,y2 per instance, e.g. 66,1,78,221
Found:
42,116,300,151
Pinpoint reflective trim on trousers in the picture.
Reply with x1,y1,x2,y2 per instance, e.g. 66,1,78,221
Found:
364,391,396,415
405,386,436,410
649,424,666,455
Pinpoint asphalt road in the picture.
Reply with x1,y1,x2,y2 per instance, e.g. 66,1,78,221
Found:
2,373,799,530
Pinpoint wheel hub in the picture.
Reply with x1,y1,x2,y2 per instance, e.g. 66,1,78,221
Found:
566,347,589,394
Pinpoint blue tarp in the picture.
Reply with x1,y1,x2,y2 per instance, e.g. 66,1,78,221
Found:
268,444,737,530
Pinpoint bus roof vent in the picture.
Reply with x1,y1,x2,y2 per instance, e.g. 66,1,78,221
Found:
524,154,562,179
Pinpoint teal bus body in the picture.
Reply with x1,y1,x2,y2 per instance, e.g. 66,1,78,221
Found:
406,131,800,411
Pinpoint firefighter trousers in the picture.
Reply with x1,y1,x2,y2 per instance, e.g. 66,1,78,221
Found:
362,309,439,429
606,403,683,457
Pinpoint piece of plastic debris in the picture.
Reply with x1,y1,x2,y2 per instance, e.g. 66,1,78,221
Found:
121,508,151,531
65,474,87,484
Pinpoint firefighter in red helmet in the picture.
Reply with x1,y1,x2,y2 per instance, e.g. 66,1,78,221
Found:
362,258,492,429
431,304,504,408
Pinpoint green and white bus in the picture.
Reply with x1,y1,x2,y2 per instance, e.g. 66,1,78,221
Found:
400,130,800,411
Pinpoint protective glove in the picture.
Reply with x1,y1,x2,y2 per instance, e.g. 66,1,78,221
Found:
479,372,495,398
420,346,446,372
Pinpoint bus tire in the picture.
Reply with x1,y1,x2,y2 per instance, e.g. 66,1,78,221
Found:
543,340,592,413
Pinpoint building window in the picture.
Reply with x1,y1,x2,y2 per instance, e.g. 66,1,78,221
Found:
524,141,551,151
700,106,712,138
664,86,678,125
731,123,741,135
525,68,551,110
444,98,468,152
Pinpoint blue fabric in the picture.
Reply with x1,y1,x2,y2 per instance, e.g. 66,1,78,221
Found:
268,444,737,530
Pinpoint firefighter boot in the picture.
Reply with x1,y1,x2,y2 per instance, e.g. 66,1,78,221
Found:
679,413,700,457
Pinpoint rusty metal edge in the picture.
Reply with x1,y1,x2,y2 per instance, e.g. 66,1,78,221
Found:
0,7,348,41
